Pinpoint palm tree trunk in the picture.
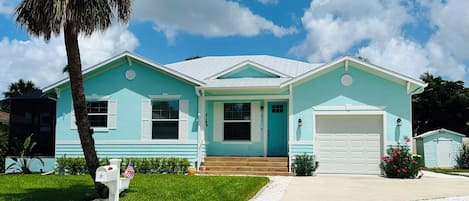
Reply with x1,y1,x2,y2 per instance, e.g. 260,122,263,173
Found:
64,24,103,194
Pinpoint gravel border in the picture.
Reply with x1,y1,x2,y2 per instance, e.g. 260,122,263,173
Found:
250,176,293,201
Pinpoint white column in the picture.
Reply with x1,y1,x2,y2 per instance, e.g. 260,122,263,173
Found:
288,84,293,173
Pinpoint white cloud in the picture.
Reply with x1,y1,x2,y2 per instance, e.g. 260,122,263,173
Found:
290,0,469,82
290,0,410,62
358,38,432,79
133,0,296,42
0,25,138,94
256,0,279,5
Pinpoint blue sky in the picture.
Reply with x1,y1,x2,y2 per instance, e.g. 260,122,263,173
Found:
0,0,468,93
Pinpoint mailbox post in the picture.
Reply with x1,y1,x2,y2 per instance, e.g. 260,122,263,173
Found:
96,159,130,201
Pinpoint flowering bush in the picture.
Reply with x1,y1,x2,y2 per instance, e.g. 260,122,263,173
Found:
380,137,424,178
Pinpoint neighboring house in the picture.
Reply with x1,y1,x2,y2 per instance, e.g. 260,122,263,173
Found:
43,52,426,174
0,111,9,123
4,91,56,173
415,128,464,168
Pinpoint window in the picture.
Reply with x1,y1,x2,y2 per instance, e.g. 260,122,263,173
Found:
152,100,179,139
224,103,250,140
87,101,107,127
271,104,284,113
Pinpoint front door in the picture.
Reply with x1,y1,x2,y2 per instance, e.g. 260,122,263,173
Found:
267,102,288,156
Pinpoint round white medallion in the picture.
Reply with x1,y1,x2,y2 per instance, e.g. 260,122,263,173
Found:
341,74,353,86
125,69,136,80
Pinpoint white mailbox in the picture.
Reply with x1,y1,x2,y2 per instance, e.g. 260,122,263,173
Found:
96,165,119,183
95,159,131,201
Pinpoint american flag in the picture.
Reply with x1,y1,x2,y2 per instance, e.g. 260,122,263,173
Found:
123,162,135,179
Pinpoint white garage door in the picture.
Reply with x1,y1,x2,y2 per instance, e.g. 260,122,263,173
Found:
315,115,383,174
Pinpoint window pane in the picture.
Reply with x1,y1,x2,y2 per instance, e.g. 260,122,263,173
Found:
87,101,107,113
152,100,179,119
152,121,178,139
224,103,250,120
89,115,107,127
224,122,250,140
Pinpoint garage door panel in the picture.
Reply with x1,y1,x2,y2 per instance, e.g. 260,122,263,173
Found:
315,115,383,174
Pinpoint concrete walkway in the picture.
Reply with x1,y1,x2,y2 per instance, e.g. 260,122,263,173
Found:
281,171,469,201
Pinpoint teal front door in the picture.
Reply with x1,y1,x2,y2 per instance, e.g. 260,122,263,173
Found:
267,102,288,156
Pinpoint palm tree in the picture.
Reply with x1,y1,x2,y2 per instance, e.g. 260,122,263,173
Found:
15,0,131,195
3,79,38,98
1,79,39,112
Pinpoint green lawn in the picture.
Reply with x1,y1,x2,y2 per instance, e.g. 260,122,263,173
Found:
0,174,269,201
427,168,469,176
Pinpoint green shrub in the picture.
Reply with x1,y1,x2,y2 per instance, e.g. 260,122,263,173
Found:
292,153,318,176
380,139,423,178
456,144,469,169
56,156,191,175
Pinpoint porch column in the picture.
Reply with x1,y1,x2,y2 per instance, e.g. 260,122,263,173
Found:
288,84,293,173
196,91,206,170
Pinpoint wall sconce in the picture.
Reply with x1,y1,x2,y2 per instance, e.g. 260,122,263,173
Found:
298,118,302,127
396,118,402,127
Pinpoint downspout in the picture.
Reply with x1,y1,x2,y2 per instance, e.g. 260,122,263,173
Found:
288,84,293,173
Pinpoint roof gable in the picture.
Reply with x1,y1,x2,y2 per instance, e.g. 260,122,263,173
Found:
214,61,285,79
43,52,204,92
415,128,466,138
281,56,427,93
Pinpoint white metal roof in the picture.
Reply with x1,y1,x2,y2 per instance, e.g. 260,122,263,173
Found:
165,55,321,81
414,128,466,139
203,77,291,89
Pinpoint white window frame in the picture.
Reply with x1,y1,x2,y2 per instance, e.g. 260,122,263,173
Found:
223,103,251,141
87,101,108,128
151,100,180,140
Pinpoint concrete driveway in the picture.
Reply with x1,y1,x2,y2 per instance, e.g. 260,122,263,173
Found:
281,171,469,201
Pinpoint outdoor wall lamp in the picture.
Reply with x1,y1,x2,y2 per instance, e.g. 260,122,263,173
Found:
298,118,302,127
396,118,402,127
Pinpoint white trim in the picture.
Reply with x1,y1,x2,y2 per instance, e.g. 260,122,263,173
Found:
414,128,466,139
312,105,386,111
263,101,268,157
149,94,182,99
43,52,204,92
288,84,293,173
220,140,253,144
345,60,349,71
55,88,61,98
291,141,314,145
56,140,198,145
205,60,290,80
313,111,387,163
205,95,289,101
280,56,426,88
86,94,109,101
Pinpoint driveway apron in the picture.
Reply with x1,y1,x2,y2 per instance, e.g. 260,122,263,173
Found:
281,172,469,201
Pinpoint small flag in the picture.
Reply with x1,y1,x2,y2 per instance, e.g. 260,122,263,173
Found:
124,162,135,179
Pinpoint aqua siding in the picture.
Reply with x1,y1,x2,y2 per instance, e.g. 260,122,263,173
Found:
292,65,412,145
5,157,56,174
220,64,277,78
55,59,198,142
290,144,314,157
205,100,265,156
56,144,198,164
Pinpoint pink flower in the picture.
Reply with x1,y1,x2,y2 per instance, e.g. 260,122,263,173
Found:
397,151,401,156
393,152,397,157
402,168,407,173
405,137,411,143
397,169,401,173
393,165,397,169
381,156,387,161
420,167,425,170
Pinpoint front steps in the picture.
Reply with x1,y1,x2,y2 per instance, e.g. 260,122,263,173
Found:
199,156,291,176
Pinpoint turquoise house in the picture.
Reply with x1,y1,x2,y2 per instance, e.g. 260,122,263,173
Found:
415,128,465,168
43,52,426,174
